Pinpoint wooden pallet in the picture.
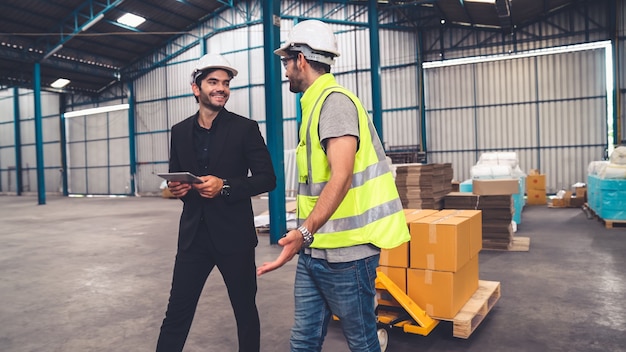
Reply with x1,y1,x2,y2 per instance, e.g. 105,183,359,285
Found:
583,203,626,229
448,280,501,339
601,219,626,229
482,236,530,252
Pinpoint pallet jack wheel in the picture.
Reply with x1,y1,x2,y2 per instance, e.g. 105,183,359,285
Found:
377,328,388,352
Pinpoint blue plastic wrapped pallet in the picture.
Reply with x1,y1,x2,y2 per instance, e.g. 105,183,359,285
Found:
587,175,626,220
460,179,473,192
513,177,525,224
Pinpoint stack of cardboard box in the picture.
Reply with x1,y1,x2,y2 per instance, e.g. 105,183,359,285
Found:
442,179,518,250
394,163,453,210
551,184,587,208
378,208,482,319
526,169,547,205
444,192,514,250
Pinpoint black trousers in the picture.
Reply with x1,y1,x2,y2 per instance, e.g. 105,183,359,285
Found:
156,226,260,352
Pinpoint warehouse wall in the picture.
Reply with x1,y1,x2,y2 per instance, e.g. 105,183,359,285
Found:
60,0,626,196
64,102,131,195
1,0,623,198
0,88,63,195
418,1,618,192
424,48,608,193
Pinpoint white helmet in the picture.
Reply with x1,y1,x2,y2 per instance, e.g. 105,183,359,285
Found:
274,20,340,66
190,53,238,85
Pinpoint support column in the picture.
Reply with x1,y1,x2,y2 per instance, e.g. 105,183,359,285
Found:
33,62,46,205
128,82,137,196
263,0,287,244
368,0,384,145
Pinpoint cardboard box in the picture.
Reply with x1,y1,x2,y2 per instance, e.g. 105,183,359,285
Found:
376,266,407,293
403,209,440,223
162,188,176,199
526,189,547,205
575,186,587,200
526,174,546,191
430,209,482,258
381,209,441,268
409,216,470,272
407,255,479,319
380,243,409,268
472,179,519,195
551,191,572,207
453,210,482,258
569,196,585,207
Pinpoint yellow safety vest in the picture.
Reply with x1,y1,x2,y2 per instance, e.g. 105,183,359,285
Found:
296,73,410,249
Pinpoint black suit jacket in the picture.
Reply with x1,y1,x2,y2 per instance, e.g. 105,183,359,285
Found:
169,109,276,254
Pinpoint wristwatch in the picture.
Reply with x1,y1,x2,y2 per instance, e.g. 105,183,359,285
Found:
220,179,231,197
298,225,314,248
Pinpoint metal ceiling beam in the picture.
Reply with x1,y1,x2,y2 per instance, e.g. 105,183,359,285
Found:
0,47,117,79
457,0,478,27
175,0,209,14
39,0,125,61
121,3,236,80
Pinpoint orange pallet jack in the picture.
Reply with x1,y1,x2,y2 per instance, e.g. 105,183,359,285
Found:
374,271,439,351
374,271,501,350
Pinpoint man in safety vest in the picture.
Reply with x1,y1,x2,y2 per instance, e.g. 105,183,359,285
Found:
257,20,410,352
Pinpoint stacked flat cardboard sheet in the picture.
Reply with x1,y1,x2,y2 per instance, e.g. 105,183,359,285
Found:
444,192,514,250
395,163,454,210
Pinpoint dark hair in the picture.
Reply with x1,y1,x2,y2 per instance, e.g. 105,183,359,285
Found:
308,60,331,74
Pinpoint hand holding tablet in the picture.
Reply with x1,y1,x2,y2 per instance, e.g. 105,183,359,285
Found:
157,172,204,184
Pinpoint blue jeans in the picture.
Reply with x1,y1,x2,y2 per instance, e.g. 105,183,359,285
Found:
290,253,380,352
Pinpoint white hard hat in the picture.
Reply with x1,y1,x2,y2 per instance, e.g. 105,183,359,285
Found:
190,53,238,85
274,20,340,66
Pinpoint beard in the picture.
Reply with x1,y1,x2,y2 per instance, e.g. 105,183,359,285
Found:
289,82,300,93
288,67,305,93
199,90,228,111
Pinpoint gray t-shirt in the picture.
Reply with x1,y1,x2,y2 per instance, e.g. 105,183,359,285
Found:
305,92,380,263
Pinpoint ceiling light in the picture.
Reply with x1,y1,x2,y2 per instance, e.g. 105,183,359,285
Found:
64,104,129,118
464,0,496,3
51,78,70,88
117,13,146,28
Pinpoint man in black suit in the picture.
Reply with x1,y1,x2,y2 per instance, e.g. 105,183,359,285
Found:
156,53,276,352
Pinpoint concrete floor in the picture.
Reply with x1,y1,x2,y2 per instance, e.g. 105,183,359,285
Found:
0,195,625,352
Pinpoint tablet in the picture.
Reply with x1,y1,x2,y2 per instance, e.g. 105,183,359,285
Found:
157,172,204,184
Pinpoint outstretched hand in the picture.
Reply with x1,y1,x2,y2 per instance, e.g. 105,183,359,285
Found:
257,229,304,276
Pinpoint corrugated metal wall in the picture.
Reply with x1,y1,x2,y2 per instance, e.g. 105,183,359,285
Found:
76,0,625,195
0,88,63,194
416,1,619,193
380,27,420,149
65,101,130,195
425,48,608,193
0,89,16,193
1,0,622,197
